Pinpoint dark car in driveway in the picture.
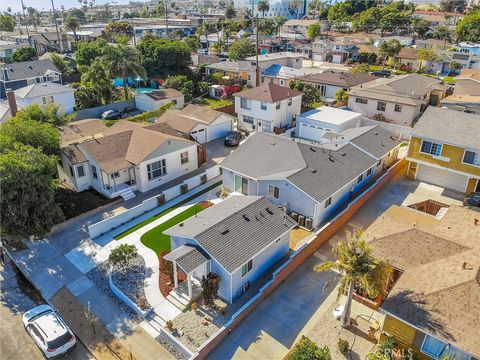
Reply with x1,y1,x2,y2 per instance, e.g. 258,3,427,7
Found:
464,192,480,207
372,70,391,78
101,109,122,120
224,131,242,146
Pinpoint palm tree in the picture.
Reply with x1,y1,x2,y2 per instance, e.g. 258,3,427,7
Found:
64,16,80,41
257,0,270,18
308,0,324,19
102,45,147,100
315,229,393,328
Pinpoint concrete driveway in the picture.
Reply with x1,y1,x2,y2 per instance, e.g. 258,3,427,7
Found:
205,138,241,164
208,256,338,360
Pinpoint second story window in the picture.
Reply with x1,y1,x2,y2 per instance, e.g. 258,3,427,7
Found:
355,97,368,104
240,98,251,110
77,165,85,178
268,185,279,199
261,102,267,110
421,141,442,156
180,151,189,164
463,150,480,167
377,102,386,111
394,104,402,112
276,102,281,110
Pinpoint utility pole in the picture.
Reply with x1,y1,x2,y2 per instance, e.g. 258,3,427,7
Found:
50,0,63,53
255,15,260,87
165,0,169,38
20,0,31,45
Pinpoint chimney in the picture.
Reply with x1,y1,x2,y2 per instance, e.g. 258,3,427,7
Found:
6,90,18,117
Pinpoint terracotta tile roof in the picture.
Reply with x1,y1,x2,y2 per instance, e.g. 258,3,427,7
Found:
366,205,480,356
233,83,303,103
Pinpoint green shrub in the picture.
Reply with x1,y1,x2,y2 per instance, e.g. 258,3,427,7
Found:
201,273,221,308
337,338,349,356
109,244,137,269
288,336,332,360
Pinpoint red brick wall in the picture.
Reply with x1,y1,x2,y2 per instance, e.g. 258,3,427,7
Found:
195,159,407,359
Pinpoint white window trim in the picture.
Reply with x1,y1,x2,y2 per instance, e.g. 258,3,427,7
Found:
268,184,279,199
461,149,480,168
419,139,443,157
241,259,253,277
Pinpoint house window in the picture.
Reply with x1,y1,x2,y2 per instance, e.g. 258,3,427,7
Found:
69,166,74,177
243,115,254,124
261,102,267,110
280,80,285,86
111,172,120,179
357,174,363,183
367,168,372,176
240,98,251,110
420,141,442,156
377,101,386,111
288,98,292,106
268,185,279,199
394,104,402,112
421,335,447,359
276,102,281,110
147,159,167,181
180,151,189,164
261,76,265,83
77,165,85,178
235,175,248,195
241,259,253,277
91,165,98,179
324,197,332,208
355,97,368,104
463,150,480,167
42,95,54,105
377,160,382,167
247,74,251,81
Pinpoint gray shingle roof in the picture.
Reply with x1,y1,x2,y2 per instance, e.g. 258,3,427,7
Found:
350,126,402,159
166,196,297,273
0,59,59,81
288,143,377,202
164,245,209,273
14,82,72,98
413,107,480,149
206,60,255,72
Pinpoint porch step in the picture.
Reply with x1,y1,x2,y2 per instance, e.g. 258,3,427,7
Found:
436,207,449,220
145,311,166,329
118,187,136,201
166,293,189,311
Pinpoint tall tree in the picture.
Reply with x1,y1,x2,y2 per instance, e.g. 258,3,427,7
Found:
315,230,392,328
307,23,322,40
439,0,467,14
74,58,114,109
0,144,64,242
257,0,270,18
102,44,146,99
456,10,480,42
13,103,71,127
11,47,37,62
104,21,133,41
0,14,16,32
75,39,114,68
164,75,194,101
417,49,438,72
228,39,256,61
64,16,80,40
289,0,302,19
308,0,325,19
379,39,401,67
225,2,236,19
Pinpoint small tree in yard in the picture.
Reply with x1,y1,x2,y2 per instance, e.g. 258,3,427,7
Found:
335,89,349,105
201,273,221,308
109,244,137,269
288,336,331,360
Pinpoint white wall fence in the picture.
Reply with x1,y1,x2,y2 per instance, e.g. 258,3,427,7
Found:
360,117,414,139
88,166,221,239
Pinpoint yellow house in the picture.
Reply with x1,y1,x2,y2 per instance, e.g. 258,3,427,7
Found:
406,107,480,193
366,205,480,360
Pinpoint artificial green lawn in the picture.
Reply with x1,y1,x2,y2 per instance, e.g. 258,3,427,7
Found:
140,204,205,254
114,181,221,240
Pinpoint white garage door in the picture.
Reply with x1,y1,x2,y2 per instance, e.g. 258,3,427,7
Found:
190,128,206,143
416,164,467,192
332,54,342,64
208,120,232,141
313,54,323,62
298,123,325,141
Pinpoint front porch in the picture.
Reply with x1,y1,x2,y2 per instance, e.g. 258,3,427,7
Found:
100,166,138,199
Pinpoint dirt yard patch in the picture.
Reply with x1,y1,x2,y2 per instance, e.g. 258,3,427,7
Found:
290,227,312,250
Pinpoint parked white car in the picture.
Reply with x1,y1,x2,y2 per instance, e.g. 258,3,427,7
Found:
22,305,76,358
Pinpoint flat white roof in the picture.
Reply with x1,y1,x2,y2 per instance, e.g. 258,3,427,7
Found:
299,106,362,126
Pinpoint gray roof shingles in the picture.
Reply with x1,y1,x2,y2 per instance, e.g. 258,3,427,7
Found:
0,59,59,81
164,245,210,273
350,126,402,158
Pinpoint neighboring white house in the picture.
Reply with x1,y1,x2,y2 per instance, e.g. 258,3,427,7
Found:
14,82,76,114
220,128,401,229
246,52,304,70
295,106,363,141
134,88,184,112
234,83,303,132
348,74,448,127
57,120,199,200
154,104,234,143
164,196,297,303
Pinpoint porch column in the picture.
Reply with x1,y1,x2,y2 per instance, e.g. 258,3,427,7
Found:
187,274,192,299
173,262,178,288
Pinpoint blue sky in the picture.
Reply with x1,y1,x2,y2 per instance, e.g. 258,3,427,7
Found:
1,0,144,13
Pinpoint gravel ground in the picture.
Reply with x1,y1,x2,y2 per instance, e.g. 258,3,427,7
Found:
111,255,150,311
85,261,142,323
156,333,189,360
171,299,230,352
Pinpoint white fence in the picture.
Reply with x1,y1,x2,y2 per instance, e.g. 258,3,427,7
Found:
360,117,414,139
87,166,221,238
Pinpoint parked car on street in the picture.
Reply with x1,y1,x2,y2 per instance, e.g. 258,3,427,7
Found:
371,70,391,78
224,131,242,146
101,109,122,120
464,192,480,207
23,305,76,358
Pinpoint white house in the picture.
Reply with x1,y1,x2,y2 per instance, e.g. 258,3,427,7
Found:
246,52,304,70
14,82,76,114
234,83,303,132
154,104,234,143
57,120,199,200
164,196,297,303
134,88,184,112
220,128,401,229
295,106,363,141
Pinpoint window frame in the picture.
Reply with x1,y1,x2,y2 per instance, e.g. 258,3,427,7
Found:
76,165,85,178
355,97,368,104
243,115,254,124
260,102,267,110
420,140,443,156
367,168,372,176
180,151,189,164
357,174,363,184
110,172,120,179
147,159,167,181
241,259,253,277
276,102,281,110
420,335,447,359
240,98,251,110
91,165,98,179
377,101,386,112
288,98,292,106
394,104,402,112
324,197,332,208
268,184,279,199
462,149,480,167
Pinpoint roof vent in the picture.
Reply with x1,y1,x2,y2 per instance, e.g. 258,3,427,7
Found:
219,226,229,235
266,207,273,215
329,156,335,162
309,168,317,173
269,142,276,146
310,146,316,152
28,65,33,69
242,214,250,222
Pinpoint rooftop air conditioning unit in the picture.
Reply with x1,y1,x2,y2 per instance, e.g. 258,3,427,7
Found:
298,215,305,227
305,217,313,230
290,212,299,222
